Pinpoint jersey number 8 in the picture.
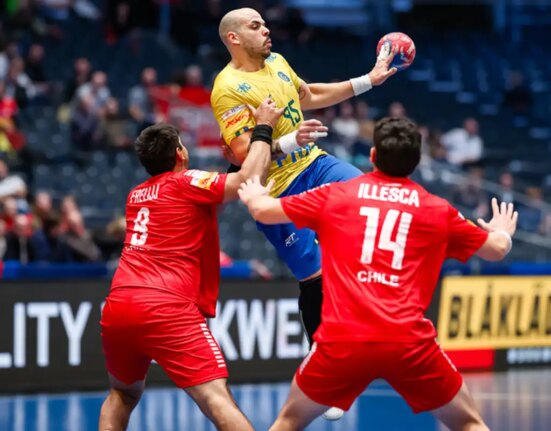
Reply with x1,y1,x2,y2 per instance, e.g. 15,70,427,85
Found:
130,207,150,246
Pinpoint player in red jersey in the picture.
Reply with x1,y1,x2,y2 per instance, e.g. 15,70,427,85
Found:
98,98,285,431
239,117,518,431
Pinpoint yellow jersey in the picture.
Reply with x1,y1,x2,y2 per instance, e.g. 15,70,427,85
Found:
211,53,325,197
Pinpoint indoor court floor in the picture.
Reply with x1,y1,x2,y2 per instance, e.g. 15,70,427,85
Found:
0,369,549,430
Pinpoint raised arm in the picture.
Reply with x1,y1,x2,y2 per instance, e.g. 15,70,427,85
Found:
223,99,284,202
476,198,518,261
299,47,397,111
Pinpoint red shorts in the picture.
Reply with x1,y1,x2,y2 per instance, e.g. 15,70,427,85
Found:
296,338,462,413
100,288,228,388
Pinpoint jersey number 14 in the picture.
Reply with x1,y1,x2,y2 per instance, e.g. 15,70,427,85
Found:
360,207,412,270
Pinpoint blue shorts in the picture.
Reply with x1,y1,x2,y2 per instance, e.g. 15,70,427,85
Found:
257,155,362,280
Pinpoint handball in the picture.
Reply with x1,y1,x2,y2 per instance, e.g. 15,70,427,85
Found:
376,32,416,71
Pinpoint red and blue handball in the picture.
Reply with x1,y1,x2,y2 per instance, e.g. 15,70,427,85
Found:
376,32,416,71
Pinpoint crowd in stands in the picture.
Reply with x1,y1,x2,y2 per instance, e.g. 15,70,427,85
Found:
0,1,550,266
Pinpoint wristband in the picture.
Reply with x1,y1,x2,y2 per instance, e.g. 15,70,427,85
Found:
350,74,372,96
250,124,273,146
493,229,512,254
279,131,300,154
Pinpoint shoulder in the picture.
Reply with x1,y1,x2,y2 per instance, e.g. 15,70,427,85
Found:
180,169,223,187
212,65,238,88
421,186,453,214
211,67,241,102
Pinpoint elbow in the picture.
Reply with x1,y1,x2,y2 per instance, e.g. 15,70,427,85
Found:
479,244,509,262
483,251,504,262
492,243,510,261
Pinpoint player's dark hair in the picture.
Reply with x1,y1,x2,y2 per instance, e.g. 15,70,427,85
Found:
373,117,421,177
135,123,181,176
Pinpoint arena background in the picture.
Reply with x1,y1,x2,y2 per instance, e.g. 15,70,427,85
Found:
0,0,550,430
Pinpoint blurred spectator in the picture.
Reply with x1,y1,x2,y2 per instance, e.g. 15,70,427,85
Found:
75,70,111,116
440,117,483,167
332,101,359,156
426,128,446,162
128,67,159,131
417,125,434,180
4,213,50,263
356,101,375,142
388,101,407,118
64,57,92,103
25,44,46,84
59,194,78,226
0,81,26,158
502,71,532,126
61,208,102,261
518,187,545,233
0,159,27,203
94,214,125,261
1,196,19,231
42,212,72,262
352,100,375,158
5,56,35,108
32,190,56,228
100,97,132,149
56,195,101,262
25,43,50,100
452,167,489,220
497,171,515,204
70,93,102,161
179,65,211,106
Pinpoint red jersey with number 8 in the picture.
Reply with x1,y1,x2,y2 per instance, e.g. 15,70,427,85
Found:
111,169,227,318
281,171,488,342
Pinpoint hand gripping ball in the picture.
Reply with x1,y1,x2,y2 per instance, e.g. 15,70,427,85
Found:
376,32,416,71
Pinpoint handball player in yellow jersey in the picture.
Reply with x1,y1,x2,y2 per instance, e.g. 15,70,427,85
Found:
211,10,397,416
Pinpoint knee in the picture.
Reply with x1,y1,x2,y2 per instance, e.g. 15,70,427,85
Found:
198,391,229,413
109,387,142,409
271,414,304,431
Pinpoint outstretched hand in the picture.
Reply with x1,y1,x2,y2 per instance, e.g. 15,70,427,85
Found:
368,46,398,86
477,198,518,236
296,119,328,146
238,175,274,205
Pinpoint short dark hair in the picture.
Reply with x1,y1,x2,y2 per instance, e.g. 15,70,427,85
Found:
373,117,421,177
135,124,181,176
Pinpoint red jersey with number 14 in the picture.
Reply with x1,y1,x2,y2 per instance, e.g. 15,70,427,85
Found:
281,171,488,342
111,169,227,318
